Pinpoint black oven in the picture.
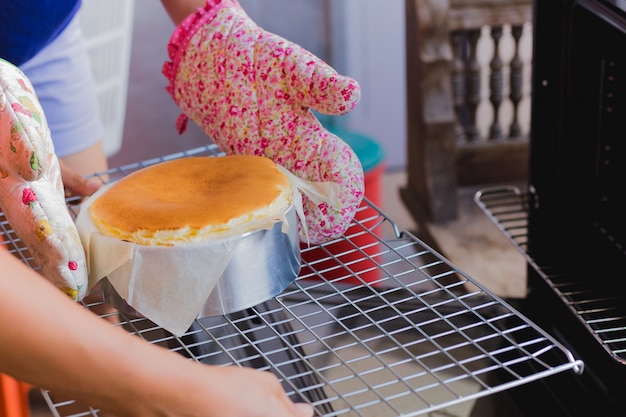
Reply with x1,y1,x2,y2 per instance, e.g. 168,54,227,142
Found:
487,0,626,415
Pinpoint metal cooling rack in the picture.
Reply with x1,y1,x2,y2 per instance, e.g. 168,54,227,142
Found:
1,148,583,417
475,186,626,366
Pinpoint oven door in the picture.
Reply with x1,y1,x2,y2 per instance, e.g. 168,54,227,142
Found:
531,0,626,240
512,0,626,415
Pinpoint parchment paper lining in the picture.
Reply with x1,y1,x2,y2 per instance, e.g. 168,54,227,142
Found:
76,166,338,336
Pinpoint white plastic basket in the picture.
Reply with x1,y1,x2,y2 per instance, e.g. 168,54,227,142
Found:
77,0,135,157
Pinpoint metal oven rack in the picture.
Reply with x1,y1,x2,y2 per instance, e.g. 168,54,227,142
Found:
475,186,626,366
1,148,583,417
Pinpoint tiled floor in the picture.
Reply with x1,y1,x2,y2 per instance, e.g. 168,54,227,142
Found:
379,172,527,301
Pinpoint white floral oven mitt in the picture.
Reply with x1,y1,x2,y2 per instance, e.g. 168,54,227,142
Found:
0,58,88,301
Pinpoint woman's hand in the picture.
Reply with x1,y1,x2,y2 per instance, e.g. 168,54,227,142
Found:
59,159,101,199
183,365,314,417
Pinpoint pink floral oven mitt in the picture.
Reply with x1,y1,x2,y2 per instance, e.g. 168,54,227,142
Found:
0,59,88,301
163,0,364,244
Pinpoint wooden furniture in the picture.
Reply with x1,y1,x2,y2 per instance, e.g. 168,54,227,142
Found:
402,0,533,225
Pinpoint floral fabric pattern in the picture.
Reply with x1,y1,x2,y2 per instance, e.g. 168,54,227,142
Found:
0,58,87,301
163,0,364,243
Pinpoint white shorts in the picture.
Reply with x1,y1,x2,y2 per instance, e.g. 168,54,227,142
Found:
20,15,103,158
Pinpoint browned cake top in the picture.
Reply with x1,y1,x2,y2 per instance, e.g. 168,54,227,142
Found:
89,155,291,236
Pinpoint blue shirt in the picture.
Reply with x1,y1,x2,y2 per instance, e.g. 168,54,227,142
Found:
0,0,82,66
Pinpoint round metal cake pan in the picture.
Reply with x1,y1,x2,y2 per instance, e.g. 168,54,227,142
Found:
100,204,301,318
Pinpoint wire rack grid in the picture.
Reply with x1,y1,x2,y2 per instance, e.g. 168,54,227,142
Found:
475,185,626,366
1,148,583,417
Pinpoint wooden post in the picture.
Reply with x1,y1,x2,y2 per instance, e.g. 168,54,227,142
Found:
402,0,460,224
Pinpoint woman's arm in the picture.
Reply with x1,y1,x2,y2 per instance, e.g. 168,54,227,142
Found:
160,0,206,25
0,250,312,417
